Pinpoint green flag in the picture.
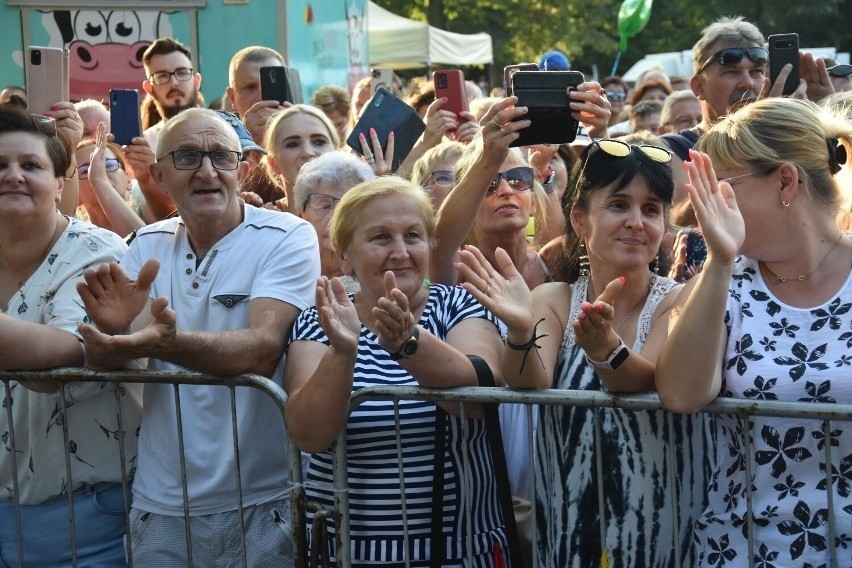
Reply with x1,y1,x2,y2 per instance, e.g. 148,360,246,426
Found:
618,0,653,52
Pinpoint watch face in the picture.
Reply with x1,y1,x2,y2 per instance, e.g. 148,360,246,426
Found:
400,338,418,358
610,346,630,370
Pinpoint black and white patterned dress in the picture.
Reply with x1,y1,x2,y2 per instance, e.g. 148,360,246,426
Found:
291,284,507,567
693,257,852,567
535,273,713,567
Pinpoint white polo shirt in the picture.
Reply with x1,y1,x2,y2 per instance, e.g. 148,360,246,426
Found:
121,203,320,515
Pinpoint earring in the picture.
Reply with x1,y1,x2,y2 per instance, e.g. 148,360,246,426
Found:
781,200,790,207
652,253,659,274
579,240,590,277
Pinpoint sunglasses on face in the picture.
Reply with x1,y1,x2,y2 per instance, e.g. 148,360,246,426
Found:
485,166,535,196
77,158,121,180
426,170,455,188
605,90,627,102
698,47,768,74
827,64,852,78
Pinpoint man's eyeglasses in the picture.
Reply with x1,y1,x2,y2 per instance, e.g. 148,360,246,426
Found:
157,150,242,171
304,192,341,214
605,91,628,102
77,159,121,180
666,114,702,129
426,170,455,188
148,68,194,86
697,47,768,74
485,166,535,196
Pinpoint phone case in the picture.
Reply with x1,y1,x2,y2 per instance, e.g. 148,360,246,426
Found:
26,46,69,116
434,70,468,117
510,70,584,147
260,66,304,105
346,88,425,171
370,68,394,95
109,89,142,145
503,63,538,96
768,33,799,97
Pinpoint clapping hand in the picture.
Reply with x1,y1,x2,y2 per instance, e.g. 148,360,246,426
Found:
315,276,360,356
573,276,624,361
77,258,159,335
373,271,416,355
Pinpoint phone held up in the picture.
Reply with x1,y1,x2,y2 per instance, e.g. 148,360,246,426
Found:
260,66,303,105
433,69,468,117
510,70,584,147
503,63,538,96
109,89,142,146
370,68,394,95
768,33,799,96
26,46,70,117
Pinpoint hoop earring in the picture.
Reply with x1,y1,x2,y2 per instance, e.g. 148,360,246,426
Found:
781,200,790,207
579,240,590,277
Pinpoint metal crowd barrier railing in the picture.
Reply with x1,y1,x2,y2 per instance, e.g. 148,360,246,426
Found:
310,386,852,568
0,369,309,568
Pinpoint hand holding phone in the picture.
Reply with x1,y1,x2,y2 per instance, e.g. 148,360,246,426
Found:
433,70,468,118
110,89,142,146
26,46,70,116
768,33,800,96
260,66,303,105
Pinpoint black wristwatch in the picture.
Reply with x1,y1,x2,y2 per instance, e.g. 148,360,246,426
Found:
390,326,420,360
585,339,630,371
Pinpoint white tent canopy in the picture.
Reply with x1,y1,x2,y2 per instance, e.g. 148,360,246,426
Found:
368,1,493,69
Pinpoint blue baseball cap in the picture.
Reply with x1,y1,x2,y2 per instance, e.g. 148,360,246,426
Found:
538,50,571,71
213,110,267,156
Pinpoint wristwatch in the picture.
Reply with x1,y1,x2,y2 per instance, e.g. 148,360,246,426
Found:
390,326,420,360
585,338,629,371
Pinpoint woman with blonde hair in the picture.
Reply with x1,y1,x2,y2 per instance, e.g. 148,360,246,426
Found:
657,97,852,566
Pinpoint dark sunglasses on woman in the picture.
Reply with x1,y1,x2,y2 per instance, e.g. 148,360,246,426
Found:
485,166,535,195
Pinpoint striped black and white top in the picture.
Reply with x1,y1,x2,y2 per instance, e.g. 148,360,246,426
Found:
292,284,507,566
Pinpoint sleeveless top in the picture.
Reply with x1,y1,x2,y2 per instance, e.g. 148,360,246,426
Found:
535,273,714,567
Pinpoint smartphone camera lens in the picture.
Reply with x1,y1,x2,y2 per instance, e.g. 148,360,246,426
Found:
31,50,41,65
372,69,380,78
437,74,447,89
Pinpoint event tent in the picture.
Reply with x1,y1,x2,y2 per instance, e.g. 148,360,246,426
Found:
368,1,493,69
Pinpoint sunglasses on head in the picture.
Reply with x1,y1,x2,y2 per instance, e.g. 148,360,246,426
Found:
587,139,672,164
485,166,535,195
698,47,768,74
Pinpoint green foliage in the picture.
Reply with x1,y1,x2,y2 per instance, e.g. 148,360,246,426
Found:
372,0,852,80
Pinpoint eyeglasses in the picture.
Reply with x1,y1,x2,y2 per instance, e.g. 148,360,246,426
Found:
148,67,194,85
587,139,672,164
718,167,780,185
157,149,242,171
605,90,627,102
827,64,852,78
486,166,535,195
426,170,455,188
697,47,768,74
77,159,121,180
666,114,702,129
304,192,341,214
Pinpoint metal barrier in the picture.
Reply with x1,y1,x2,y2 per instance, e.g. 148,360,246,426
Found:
0,369,308,568
305,386,852,568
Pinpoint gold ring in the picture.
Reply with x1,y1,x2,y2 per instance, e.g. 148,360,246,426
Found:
597,320,605,326
490,117,501,130
485,283,491,295
597,95,607,107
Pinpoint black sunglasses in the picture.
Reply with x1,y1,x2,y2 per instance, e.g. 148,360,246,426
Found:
605,91,628,102
827,64,852,78
485,166,535,195
698,47,768,74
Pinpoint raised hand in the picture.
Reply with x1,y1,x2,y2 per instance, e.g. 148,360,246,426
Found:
479,97,530,167
422,97,459,146
569,82,611,138
573,276,624,361
456,245,534,332
684,150,745,265
77,258,159,334
452,110,480,144
315,276,361,355
358,128,393,175
372,271,416,354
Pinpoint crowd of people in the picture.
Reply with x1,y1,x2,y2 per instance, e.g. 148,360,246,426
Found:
1,13,850,568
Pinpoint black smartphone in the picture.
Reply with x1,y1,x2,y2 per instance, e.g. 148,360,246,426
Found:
510,70,584,147
768,33,799,96
260,66,303,105
346,87,425,171
109,89,142,146
503,63,538,96
684,227,707,275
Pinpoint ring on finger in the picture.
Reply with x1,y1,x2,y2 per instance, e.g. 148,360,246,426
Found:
485,283,491,295
596,320,605,326
364,155,375,164
596,94,607,107
490,117,501,131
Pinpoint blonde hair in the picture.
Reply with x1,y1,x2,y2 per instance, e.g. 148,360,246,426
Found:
330,176,436,253
410,141,465,187
698,97,852,211
263,104,341,185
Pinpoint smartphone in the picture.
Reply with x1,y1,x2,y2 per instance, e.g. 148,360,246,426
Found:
260,66,303,105
503,63,538,96
346,87,425,171
510,70,584,147
109,89,142,145
684,227,707,276
433,69,468,117
26,46,70,116
370,68,394,95
768,33,799,96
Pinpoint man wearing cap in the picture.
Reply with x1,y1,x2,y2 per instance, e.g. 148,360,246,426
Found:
538,49,571,71
77,108,319,567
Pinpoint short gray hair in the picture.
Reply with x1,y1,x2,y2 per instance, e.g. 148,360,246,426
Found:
692,16,764,74
157,108,239,157
228,46,285,87
293,151,375,212
660,90,699,125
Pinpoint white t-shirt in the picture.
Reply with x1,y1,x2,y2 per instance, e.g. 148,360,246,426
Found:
121,203,320,515
143,121,165,154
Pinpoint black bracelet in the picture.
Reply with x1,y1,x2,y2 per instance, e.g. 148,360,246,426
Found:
506,317,548,373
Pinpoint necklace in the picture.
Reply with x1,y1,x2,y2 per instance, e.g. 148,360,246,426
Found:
760,232,844,284
587,273,654,333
